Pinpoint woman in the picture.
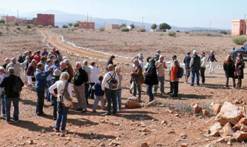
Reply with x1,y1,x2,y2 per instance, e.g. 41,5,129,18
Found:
170,60,180,97
200,52,207,84
49,72,72,134
131,59,144,102
26,60,36,86
235,54,245,89
144,58,158,102
223,55,235,88
115,66,123,111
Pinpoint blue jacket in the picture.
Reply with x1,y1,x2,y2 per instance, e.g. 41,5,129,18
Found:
35,69,50,91
93,83,104,96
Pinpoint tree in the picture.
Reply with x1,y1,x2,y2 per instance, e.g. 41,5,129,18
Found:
151,24,157,31
159,23,171,32
68,23,73,28
120,24,127,28
74,22,80,27
130,24,135,29
62,25,68,28
0,19,5,24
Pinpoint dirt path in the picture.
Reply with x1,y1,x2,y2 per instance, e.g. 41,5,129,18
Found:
40,29,130,63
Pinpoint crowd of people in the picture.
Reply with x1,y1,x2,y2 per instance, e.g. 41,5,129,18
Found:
0,47,245,135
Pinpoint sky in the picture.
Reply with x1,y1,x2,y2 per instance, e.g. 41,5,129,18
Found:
0,0,247,29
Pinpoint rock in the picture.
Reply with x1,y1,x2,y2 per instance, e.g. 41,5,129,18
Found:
125,98,141,109
208,122,222,137
233,131,247,141
219,122,234,137
211,103,222,115
234,117,247,130
180,143,188,147
234,99,243,105
215,102,244,126
240,125,247,132
180,133,187,139
202,109,210,117
141,142,149,147
161,120,167,125
140,128,151,133
192,103,202,114
26,140,34,145
100,143,106,147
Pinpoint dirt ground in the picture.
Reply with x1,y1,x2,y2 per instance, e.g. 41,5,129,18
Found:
0,27,247,147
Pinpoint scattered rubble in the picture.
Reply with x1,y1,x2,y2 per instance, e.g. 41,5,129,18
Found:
125,97,142,109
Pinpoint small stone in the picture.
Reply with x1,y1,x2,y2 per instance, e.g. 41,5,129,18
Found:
192,103,202,114
180,133,187,139
141,142,149,147
26,140,34,145
180,143,188,147
208,122,222,137
202,109,210,117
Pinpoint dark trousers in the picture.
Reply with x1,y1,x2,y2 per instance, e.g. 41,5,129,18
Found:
89,83,95,99
171,81,179,97
52,96,58,120
191,69,200,85
85,84,89,104
56,103,68,131
1,95,6,117
5,98,19,121
200,67,206,84
36,90,45,115
226,77,236,87
237,78,242,88
105,89,117,114
147,84,154,102
133,81,141,98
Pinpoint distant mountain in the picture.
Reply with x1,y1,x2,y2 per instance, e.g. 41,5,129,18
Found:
4,10,229,32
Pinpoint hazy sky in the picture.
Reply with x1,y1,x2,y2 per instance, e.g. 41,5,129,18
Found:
0,0,247,29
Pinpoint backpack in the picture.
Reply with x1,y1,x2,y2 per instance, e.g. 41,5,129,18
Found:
176,67,184,78
107,72,118,90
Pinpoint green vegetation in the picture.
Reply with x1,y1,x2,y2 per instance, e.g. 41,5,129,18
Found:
233,35,247,45
62,25,68,28
159,23,171,32
27,25,32,29
151,24,157,30
121,27,130,32
0,20,5,24
168,31,176,37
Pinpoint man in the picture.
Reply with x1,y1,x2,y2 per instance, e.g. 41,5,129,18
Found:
190,50,201,86
73,62,88,112
102,64,119,115
35,63,51,116
0,67,24,122
83,60,91,103
89,62,100,99
200,52,207,84
155,56,167,95
183,52,191,83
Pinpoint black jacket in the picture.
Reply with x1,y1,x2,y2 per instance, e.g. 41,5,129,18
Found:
190,55,201,71
144,62,158,85
223,61,235,78
0,75,24,98
73,68,88,86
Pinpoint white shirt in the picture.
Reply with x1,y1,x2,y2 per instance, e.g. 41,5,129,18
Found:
49,80,68,100
0,73,6,95
102,71,119,91
201,56,207,68
89,65,100,83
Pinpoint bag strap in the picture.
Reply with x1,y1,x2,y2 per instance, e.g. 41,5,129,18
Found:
61,82,69,103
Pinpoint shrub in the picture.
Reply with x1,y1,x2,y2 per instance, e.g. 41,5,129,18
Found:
138,28,146,32
168,31,176,37
74,22,79,28
27,25,32,29
99,27,105,32
233,35,247,45
62,25,68,28
159,23,171,32
121,27,130,32
16,27,21,31
0,20,5,24
151,24,157,30
220,30,228,35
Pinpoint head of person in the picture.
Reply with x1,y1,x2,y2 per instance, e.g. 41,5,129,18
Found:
187,52,191,56
53,69,61,78
99,76,103,82
202,52,206,57
0,66,5,74
4,58,10,64
172,55,177,61
138,53,144,60
174,60,180,67
8,67,15,75
159,55,164,62
83,60,88,66
91,62,96,67
115,65,121,74
37,63,44,71
63,59,70,66
11,57,16,64
156,50,161,54
133,59,139,66
60,61,67,70
60,72,70,81
47,59,52,65
31,60,36,66
225,55,232,63
75,61,82,70
41,56,47,63
192,50,197,56
107,64,114,71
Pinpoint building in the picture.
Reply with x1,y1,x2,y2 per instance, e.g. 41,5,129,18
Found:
79,21,95,30
232,19,247,36
35,14,55,26
105,24,120,31
1,16,17,25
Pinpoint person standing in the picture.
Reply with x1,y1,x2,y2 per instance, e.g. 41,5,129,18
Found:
102,64,119,115
131,59,144,101
155,55,167,95
223,55,236,88
235,54,245,89
0,67,6,118
144,58,158,102
89,62,100,99
83,60,91,103
170,60,180,97
92,76,105,112
115,66,123,111
73,62,88,112
208,50,217,74
49,72,72,134
183,52,191,83
35,63,51,116
0,68,24,122
200,52,207,84
190,50,201,86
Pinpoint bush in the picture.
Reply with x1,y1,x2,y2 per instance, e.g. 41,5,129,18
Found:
159,22,171,32
0,20,5,24
16,27,21,31
138,28,146,32
99,27,105,32
151,24,157,30
27,25,32,29
220,30,228,35
121,27,130,32
62,25,68,28
168,31,176,37
233,35,247,45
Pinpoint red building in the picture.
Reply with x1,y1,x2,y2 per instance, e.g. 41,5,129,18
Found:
79,21,95,30
35,14,55,26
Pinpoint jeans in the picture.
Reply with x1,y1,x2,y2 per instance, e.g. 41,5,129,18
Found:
226,77,236,88
171,81,179,97
1,94,6,117
116,89,122,111
105,89,117,114
5,98,19,121
36,90,45,115
200,67,206,84
52,96,58,120
74,84,87,110
89,83,95,99
92,95,105,111
147,84,154,102
56,103,68,131
133,80,141,99
46,80,53,101
191,69,200,86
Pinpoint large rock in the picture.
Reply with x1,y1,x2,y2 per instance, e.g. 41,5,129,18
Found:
233,131,247,141
215,102,244,126
208,122,222,137
219,123,234,137
211,103,222,115
234,117,247,130
125,98,141,109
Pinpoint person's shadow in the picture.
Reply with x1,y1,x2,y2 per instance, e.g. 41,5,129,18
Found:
10,120,53,132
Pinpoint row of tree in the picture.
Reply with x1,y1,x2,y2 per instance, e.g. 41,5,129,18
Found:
151,23,171,32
